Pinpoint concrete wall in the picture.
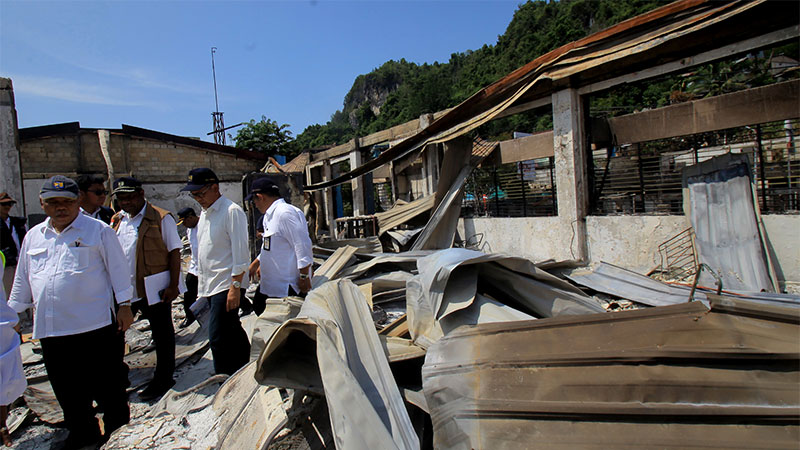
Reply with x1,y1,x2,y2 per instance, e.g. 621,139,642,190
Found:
762,215,800,290
0,78,24,217
20,131,263,183
459,214,799,288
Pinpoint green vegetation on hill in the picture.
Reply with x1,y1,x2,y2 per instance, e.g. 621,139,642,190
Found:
238,0,796,158
286,0,669,153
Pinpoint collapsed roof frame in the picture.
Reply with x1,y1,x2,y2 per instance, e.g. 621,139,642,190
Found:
302,0,798,192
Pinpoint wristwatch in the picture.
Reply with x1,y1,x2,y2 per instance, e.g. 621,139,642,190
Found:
299,273,309,280
232,280,242,289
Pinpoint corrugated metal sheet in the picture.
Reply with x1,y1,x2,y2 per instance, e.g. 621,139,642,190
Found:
257,279,419,450
406,248,604,349
422,298,800,449
683,153,777,292
567,261,800,308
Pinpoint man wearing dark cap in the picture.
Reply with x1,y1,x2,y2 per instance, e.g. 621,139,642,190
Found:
246,178,313,315
0,192,27,295
176,207,199,328
111,177,182,400
8,176,134,449
181,168,250,375
76,174,114,224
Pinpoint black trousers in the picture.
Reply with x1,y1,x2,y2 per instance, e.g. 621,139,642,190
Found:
252,288,268,316
40,323,130,441
132,298,175,385
252,285,300,316
208,290,250,375
183,273,198,319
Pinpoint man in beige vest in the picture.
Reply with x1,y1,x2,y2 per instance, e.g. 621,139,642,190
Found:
112,177,182,401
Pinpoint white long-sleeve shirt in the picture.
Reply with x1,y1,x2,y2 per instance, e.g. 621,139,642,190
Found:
115,202,182,300
196,195,249,297
258,198,313,297
0,257,26,406
8,213,134,339
187,226,199,276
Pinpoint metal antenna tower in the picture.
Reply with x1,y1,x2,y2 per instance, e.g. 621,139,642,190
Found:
211,47,226,145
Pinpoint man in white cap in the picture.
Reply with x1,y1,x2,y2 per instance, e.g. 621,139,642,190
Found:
8,175,134,449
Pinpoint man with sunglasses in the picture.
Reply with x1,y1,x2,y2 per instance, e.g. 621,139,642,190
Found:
111,177,182,401
180,168,250,375
76,174,114,224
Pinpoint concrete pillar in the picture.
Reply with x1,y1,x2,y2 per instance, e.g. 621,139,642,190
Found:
349,149,364,216
423,143,440,196
552,88,589,261
323,161,336,240
0,78,24,219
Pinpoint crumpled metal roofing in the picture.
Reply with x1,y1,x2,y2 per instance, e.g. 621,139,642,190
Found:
567,261,800,308
422,298,800,449
257,279,419,450
406,248,604,349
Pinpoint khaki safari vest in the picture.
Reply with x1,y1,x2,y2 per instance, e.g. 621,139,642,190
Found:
112,203,172,300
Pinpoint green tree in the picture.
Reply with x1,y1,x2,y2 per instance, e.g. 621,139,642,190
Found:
231,116,294,157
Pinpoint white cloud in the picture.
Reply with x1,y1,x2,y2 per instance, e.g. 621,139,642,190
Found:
8,74,166,109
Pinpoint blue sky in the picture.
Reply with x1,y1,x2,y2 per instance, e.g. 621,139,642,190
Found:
1,1,521,143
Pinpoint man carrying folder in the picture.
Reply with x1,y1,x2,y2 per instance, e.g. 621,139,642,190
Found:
111,177,181,401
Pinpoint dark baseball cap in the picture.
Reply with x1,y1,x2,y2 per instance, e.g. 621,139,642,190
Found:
40,175,80,200
177,207,197,219
112,177,143,195
0,192,16,204
176,207,196,225
181,168,219,192
245,178,280,201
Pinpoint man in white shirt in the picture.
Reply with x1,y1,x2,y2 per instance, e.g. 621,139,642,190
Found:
8,176,134,449
180,168,250,375
111,177,182,401
176,207,199,328
0,251,25,448
246,178,313,316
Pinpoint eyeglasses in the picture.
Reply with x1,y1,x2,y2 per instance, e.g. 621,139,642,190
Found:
190,184,212,198
88,189,109,196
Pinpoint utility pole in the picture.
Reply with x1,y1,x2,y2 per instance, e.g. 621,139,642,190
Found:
211,47,225,145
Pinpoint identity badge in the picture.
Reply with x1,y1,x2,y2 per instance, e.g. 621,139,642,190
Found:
263,236,271,251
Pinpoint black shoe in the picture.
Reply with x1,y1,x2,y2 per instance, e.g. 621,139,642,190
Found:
141,339,157,353
61,429,101,450
179,315,195,329
138,379,175,401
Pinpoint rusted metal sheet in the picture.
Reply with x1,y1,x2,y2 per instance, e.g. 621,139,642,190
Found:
609,79,800,144
422,299,800,449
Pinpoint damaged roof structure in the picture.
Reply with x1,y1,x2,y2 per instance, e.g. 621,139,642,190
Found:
8,1,800,449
